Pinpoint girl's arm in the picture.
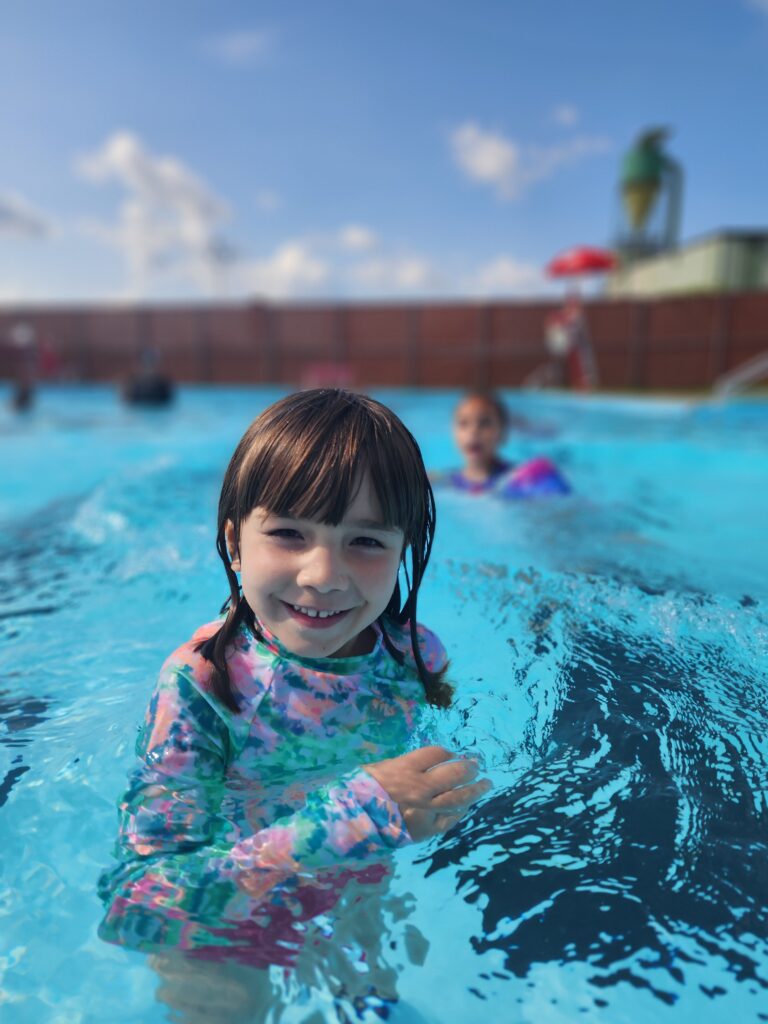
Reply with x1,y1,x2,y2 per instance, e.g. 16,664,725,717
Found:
99,665,409,951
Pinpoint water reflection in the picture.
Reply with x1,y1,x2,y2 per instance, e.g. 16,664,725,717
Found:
146,880,429,1023
422,573,768,1011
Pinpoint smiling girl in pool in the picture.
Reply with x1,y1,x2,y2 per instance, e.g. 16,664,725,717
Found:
98,388,490,965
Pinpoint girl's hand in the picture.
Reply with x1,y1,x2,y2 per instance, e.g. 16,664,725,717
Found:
401,806,464,841
363,746,491,841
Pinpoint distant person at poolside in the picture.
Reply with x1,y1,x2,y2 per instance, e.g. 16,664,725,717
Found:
433,390,571,498
7,321,38,413
121,345,174,406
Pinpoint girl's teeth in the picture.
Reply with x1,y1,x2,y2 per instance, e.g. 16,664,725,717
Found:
292,604,342,619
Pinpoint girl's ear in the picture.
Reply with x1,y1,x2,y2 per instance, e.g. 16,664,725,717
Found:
225,520,241,571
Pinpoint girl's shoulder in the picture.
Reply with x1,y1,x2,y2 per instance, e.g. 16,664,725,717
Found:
160,619,220,687
383,618,448,674
159,619,273,711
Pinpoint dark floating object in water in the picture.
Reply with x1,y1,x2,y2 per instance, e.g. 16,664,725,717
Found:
122,375,174,406
10,382,35,412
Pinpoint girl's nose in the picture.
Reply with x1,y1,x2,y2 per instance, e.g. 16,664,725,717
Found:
296,547,348,592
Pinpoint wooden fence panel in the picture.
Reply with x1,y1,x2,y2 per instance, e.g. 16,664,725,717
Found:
345,307,414,386
487,304,551,386
585,301,635,389
725,293,768,374
205,307,265,383
2,293,768,390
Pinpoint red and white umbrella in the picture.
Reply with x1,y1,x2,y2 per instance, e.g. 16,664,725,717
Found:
546,246,617,277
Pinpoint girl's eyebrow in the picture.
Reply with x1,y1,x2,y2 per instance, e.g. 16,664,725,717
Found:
344,518,402,533
261,512,401,534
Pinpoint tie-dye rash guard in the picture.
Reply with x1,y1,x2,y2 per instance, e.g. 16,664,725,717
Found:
98,616,446,961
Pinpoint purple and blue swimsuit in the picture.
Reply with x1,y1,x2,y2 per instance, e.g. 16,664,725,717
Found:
448,456,570,498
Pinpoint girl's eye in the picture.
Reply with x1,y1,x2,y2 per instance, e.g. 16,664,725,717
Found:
268,528,303,540
352,536,385,549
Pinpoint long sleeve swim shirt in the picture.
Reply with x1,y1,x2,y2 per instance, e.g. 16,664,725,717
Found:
98,616,446,959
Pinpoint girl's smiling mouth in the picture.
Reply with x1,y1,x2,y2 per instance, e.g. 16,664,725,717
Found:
282,601,354,627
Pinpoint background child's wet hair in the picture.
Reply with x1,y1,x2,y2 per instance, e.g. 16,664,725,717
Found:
457,390,511,433
198,388,452,711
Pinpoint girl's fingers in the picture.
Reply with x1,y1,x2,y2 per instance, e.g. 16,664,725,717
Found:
402,746,455,772
430,778,491,811
423,757,480,795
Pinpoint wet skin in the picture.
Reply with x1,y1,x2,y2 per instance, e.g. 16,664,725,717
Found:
227,474,404,660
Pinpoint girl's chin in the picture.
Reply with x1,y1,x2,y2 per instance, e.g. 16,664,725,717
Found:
272,621,379,659
287,635,356,658
265,620,357,657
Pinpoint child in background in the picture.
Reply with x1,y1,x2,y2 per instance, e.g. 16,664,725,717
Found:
438,390,570,498
98,389,489,966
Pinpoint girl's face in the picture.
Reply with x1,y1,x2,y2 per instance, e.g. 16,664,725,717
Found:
453,397,504,468
227,473,404,659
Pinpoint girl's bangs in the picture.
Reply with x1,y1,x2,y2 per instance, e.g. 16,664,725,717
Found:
234,400,422,539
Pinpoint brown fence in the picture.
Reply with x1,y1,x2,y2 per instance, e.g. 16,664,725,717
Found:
1,294,767,390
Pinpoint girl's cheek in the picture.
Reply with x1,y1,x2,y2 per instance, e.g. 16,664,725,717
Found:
243,544,291,580
350,550,397,581
376,555,403,589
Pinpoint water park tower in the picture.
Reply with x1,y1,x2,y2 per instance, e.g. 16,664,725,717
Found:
615,128,683,261
608,129,768,297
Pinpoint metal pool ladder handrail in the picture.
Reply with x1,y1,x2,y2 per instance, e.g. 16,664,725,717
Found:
713,350,768,398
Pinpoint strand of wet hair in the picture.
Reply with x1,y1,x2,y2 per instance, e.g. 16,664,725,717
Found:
195,539,252,713
389,477,453,708
380,538,453,709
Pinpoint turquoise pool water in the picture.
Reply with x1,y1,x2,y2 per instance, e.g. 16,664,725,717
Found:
1,386,766,1023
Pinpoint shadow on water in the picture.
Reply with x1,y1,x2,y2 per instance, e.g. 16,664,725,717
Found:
0,687,53,808
422,571,768,1013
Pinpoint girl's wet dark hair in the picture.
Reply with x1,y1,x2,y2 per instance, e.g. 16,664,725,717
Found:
197,388,452,712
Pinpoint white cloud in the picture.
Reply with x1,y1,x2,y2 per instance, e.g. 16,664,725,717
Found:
468,255,549,296
0,192,52,238
746,0,768,12
255,189,281,211
552,104,580,127
338,224,377,252
243,230,437,298
242,241,329,298
203,30,274,66
451,123,521,197
77,131,236,294
352,256,436,292
450,121,611,200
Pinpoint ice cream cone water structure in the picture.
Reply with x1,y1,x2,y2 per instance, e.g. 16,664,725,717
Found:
617,127,683,257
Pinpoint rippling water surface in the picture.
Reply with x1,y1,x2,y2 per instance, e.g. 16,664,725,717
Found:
1,386,766,1023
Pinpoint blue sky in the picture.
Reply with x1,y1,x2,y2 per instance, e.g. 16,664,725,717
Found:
1,0,767,303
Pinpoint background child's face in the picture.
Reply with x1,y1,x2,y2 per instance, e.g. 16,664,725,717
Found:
453,397,504,467
227,473,404,659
